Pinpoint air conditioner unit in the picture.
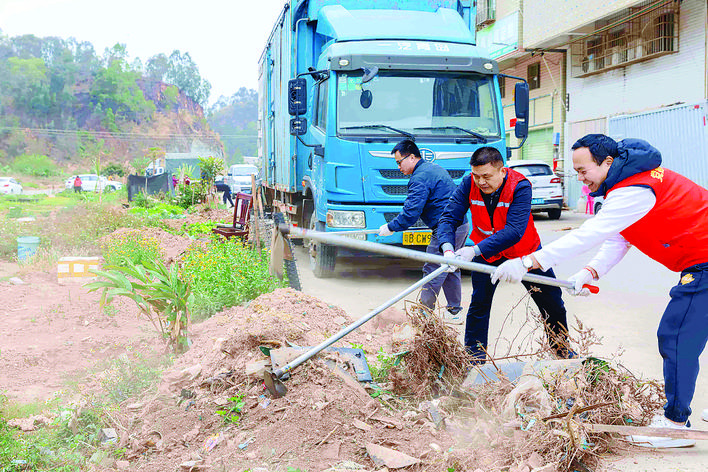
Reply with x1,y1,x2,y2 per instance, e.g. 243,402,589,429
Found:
626,39,642,61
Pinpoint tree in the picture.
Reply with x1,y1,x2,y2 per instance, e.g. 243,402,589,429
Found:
146,53,169,82
165,50,211,106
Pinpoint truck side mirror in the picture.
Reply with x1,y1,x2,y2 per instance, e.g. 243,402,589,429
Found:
514,119,528,139
288,78,307,116
314,145,324,157
514,82,529,120
290,117,307,136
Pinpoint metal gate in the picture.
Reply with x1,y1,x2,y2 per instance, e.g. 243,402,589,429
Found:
609,102,708,188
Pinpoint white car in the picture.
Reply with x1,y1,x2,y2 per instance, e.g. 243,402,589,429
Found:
507,160,563,220
65,174,122,192
0,177,22,195
224,164,260,194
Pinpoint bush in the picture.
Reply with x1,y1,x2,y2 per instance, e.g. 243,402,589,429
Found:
100,229,163,267
181,238,286,319
11,154,61,177
176,181,208,209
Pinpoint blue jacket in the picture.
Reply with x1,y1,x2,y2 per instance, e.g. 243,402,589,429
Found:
437,174,533,259
388,160,466,232
591,138,662,197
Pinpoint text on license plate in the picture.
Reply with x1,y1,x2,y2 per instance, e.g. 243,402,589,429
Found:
531,198,544,204
402,231,432,246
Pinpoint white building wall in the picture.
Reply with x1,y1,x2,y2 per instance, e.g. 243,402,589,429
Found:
566,0,706,123
525,0,648,48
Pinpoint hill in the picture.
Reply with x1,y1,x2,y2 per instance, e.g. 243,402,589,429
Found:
0,33,222,174
207,87,258,165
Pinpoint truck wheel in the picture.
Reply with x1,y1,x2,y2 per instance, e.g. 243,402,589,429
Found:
547,208,562,220
308,212,336,278
272,212,301,291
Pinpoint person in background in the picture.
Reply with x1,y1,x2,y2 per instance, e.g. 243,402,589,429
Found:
215,179,234,207
378,139,469,322
491,134,708,448
438,146,573,361
73,175,82,193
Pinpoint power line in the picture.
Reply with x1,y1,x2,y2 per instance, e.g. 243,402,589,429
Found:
0,126,257,139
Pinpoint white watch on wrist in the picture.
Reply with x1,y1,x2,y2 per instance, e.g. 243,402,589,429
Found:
521,256,534,270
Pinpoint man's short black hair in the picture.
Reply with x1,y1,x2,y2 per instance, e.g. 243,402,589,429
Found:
571,134,619,166
391,139,420,158
470,146,504,168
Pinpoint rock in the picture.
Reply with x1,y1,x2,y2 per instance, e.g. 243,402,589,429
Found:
352,419,372,431
245,359,270,377
429,443,441,452
531,465,557,472
116,460,130,470
98,428,118,445
8,277,24,285
365,443,419,468
332,315,347,325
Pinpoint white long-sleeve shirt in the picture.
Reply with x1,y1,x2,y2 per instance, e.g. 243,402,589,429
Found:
534,186,656,277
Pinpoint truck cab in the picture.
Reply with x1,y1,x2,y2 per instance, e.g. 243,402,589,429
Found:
259,1,529,277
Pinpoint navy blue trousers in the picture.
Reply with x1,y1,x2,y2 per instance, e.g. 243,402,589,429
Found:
659,262,708,423
420,223,470,310
464,255,569,360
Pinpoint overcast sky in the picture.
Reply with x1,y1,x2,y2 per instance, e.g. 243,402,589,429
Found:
0,0,287,105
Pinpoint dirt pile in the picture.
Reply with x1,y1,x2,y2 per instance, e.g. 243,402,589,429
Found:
114,289,461,471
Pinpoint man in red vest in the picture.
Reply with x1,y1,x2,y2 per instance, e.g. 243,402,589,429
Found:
437,147,572,361
492,134,708,448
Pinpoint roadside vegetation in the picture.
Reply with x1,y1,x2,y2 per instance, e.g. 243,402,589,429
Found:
0,172,283,470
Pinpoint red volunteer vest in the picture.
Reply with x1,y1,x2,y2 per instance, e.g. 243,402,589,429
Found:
469,168,541,263
608,167,708,272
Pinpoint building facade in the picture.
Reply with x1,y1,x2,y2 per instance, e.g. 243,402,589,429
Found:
476,0,567,171
522,0,708,206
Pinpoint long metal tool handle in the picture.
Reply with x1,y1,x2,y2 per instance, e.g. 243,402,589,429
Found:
287,228,380,237
281,225,597,293
272,265,449,378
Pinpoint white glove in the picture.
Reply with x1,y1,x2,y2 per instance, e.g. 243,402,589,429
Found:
490,258,527,284
443,250,457,272
378,223,394,237
454,246,479,262
566,268,595,296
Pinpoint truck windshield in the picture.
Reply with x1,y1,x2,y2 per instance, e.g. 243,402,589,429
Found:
337,71,500,139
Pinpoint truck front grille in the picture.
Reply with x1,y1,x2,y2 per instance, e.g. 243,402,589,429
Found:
378,169,466,179
382,185,408,195
383,212,427,229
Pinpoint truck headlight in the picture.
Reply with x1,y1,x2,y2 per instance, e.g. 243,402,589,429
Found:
326,210,365,228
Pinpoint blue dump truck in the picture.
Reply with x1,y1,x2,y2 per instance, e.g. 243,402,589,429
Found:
259,0,529,277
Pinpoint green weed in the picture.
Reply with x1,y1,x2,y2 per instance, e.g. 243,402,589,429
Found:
215,394,245,424
181,239,286,319
370,348,398,383
100,229,163,267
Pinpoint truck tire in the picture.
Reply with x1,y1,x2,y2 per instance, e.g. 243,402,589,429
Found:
308,211,337,278
272,212,301,291
547,208,562,220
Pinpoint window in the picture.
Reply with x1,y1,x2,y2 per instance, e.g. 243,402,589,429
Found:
336,71,501,139
528,63,540,90
570,1,679,77
476,0,496,28
315,79,328,131
498,75,505,99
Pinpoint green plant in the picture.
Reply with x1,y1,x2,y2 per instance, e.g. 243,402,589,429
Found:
131,189,151,209
215,394,245,424
86,258,193,353
181,239,286,319
370,348,397,383
98,353,169,403
11,154,60,177
180,221,218,237
129,203,185,220
100,229,163,267
176,180,208,209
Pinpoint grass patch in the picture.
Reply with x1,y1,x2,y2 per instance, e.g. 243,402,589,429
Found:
182,238,287,320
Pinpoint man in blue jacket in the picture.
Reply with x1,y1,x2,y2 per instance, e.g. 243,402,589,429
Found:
378,139,469,321
437,146,572,360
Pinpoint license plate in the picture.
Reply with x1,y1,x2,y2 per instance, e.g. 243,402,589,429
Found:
531,198,544,204
402,231,432,246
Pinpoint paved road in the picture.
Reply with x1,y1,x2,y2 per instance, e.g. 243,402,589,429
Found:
292,209,708,469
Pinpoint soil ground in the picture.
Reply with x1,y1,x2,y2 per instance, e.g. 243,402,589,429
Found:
2,208,707,471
